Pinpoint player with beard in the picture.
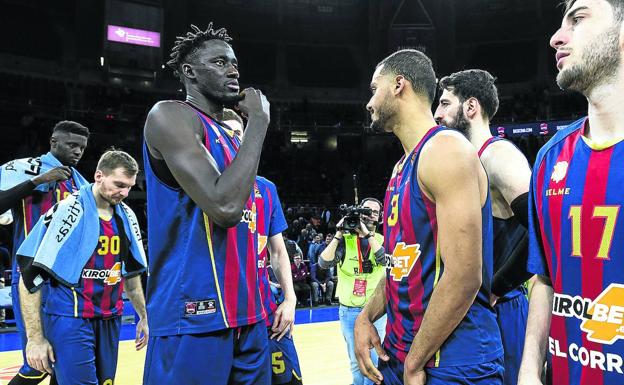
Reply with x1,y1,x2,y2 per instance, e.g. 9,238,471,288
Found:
434,69,533,385
142,23,271,385
354,49,502,385
17,150,147,385
518,1,624,385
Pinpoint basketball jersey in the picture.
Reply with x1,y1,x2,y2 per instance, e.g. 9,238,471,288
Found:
11,176,77,280
256,176,288,327
383,126,502,367
528,117,624,385
478,137,528,301
45,217,125,318
143,102,264,336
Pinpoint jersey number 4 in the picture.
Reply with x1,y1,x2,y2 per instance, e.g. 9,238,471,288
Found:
569,205,620,259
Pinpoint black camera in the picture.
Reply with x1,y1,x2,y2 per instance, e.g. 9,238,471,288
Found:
339,204,373,234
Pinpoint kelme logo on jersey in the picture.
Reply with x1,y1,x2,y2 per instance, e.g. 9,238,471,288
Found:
241,202,257,233
388,242,421,281
82,262,122,286
551,161,569,183
580,284,624,345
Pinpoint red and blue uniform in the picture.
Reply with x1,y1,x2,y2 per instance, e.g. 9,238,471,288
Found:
142,102,269,385
479,137,529,385
528,117,624,385
8,165,78,380
44,217,127,385
380,126,503,384
256,176,302,385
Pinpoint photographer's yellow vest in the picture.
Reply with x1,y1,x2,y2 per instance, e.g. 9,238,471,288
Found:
336,233,386,307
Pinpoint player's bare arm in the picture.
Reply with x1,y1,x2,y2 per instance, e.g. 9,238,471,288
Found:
0,166,71,214
18,277,55,374
404,132,486,379
483,140,531,207
517,275,553,385
268,233,296,340
124,275,149,351
144,90,269,228
354,279,388,385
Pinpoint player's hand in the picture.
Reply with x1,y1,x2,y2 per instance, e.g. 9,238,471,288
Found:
32,166,71,186
135,317,149,351
238,88,270,123
272,295,296,341
354,313,388,384
404,366,427,385
26,336,55,374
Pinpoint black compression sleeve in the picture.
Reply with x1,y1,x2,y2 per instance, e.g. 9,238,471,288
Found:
491,234,533,297
510,192,529,229
0,180,37,214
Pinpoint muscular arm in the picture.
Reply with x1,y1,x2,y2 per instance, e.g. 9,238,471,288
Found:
0,167,72,214
268,234,296,303
518,275,553,383
18,277,44,341
125,275,147,320
484,141,534,295
360,278,387,323
144,98,269,228
484,140,531,209
268,233,296,339
405,133,485,373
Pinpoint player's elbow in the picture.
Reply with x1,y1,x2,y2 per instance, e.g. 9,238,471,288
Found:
210,204,243,228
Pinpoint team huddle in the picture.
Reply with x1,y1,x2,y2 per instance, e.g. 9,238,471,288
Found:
2,0,624,384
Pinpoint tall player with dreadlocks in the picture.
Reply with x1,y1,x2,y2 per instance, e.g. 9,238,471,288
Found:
142,24,271,385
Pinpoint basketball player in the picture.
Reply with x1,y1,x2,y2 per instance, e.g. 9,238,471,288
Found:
518,1,624,384
1,120,90,385
142,23,271,384
353,49,503,385
17,150,147,385
224,108,302,385
434,69,532,385
256,176,303,385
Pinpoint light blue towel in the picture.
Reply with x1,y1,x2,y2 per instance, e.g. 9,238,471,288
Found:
0,152,88,192
18,184,147,291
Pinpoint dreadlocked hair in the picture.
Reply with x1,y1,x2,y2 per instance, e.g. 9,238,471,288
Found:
167,23,232,78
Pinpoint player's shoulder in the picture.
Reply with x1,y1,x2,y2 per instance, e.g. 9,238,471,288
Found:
421,127,477,163
256,175,275,188
534,117,585,169
146,100,196,126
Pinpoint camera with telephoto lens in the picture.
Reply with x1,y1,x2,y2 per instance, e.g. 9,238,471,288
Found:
339,204,373,234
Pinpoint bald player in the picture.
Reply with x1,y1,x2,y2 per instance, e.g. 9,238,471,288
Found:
435,69,533,385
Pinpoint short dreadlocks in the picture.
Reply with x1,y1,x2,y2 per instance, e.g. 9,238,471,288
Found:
167,23,233,79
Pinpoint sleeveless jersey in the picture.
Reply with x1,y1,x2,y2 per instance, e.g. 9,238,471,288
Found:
478,137,528,301
143,102,264,336
383,126,502,367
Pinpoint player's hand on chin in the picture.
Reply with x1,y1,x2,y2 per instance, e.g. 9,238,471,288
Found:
272,296,296,341
26,336,55,374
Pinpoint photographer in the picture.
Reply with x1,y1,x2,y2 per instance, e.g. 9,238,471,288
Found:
319,198,387,385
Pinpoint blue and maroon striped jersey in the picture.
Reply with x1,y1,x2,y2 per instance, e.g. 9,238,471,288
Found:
144,102,264,336
44,217,125,318
528,117,624,385
11,178,77,280
256,176,288,327
383,126,502,367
